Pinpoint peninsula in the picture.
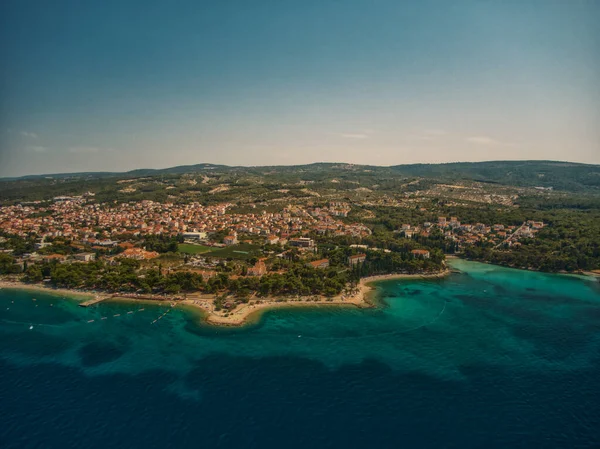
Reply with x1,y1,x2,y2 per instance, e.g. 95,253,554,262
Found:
1,161,599,326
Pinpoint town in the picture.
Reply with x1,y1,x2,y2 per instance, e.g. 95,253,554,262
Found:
0,191,547,301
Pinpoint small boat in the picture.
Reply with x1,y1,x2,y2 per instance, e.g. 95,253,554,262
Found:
29,325,33,330
114,314,120,317
87,319,94,323
139,308,145,311
101,317,107,320
127,311,133,314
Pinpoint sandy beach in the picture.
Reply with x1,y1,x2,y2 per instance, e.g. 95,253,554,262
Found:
0,270,450,327
181,270,451,326
181,281,376,326
359,269,451,285
0,279,104,301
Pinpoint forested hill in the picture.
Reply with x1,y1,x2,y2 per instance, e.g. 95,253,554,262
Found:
4,160,599,190
389,161,600,192
1,160,599,204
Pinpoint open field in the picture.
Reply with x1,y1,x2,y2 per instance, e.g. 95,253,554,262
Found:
206,243,262,260
177,243,213,254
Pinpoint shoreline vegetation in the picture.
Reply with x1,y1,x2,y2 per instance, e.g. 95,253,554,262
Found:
2,262,597,327
0,269,451,327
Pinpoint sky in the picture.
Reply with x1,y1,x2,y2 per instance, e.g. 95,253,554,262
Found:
1,0,599,176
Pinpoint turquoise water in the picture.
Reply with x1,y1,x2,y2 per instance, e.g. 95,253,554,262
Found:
1,260,599,448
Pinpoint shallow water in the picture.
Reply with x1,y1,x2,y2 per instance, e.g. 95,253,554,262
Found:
1,260,599,448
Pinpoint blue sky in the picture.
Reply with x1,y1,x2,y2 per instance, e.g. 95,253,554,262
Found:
1,0,599,176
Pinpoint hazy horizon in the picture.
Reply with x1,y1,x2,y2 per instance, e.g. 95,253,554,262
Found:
1,0,599,177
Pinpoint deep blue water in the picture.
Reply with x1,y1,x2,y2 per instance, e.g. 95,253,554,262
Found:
1,260,600,448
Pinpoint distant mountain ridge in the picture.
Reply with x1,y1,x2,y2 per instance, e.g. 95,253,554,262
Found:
1,160,599,196
3,160,597,179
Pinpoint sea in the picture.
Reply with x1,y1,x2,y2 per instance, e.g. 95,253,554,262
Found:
1,259,599,449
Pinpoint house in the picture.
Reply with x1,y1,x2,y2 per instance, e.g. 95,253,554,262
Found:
120,248,159,260
223,235,238,246
42,254,68,263
73,253,96,262
34,241,51,250
265,235,279,245
308,259,329,269
183,231,207,240
348,253,367,266
289,237,314,248
411,249,430,259
248,260,267,276
97,239,118,247
404,230,415,239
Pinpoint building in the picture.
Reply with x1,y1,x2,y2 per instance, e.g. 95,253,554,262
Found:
308,259,329,269
183,231,207,240
223,235,238,246
119,248,159,260
289,237,314,248
248,260,267,276
265,235,279,245
348,253,367,266
411,249,430,259
73,253,96,262
97,239,118,247
42,254,68,263
34,241,51,250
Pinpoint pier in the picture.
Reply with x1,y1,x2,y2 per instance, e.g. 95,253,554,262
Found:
79,296,108,307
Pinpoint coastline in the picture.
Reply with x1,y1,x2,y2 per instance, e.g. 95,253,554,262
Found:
360,269,451,285
450,256,600,279
0,270,450,327
0,279,103,301
180,280,377,327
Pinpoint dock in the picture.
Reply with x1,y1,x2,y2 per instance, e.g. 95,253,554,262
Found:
79,296,108,307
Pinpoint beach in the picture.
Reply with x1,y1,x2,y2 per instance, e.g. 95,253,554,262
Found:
0,279,104,301
0,270,450,327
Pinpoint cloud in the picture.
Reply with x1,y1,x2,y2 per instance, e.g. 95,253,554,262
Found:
26,145,48,153
466,136,500,145
340,133,369,139
68,146,102,154
20,131,38,139
423,129,446,136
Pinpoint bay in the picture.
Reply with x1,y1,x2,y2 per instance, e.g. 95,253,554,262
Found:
1,260,599,448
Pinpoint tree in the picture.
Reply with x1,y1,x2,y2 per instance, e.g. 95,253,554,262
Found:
24,265,43,282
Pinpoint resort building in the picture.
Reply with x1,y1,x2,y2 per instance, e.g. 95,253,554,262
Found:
308,259,329,269
411,249,430,259
348,253,367,266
